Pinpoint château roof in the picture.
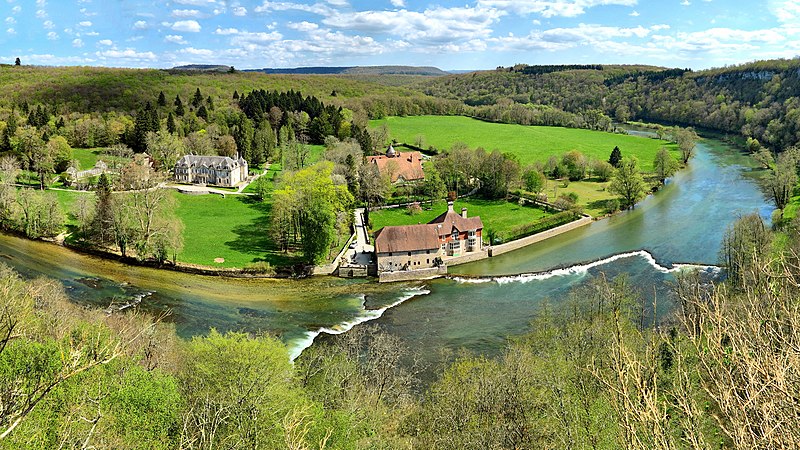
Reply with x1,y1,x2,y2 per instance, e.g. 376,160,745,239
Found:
175,155,247,170
366,150,425,183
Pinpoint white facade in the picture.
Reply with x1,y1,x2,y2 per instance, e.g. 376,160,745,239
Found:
174,155,248,187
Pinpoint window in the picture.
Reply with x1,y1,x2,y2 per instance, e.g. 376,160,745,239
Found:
408,252,412,256
451,231,459,240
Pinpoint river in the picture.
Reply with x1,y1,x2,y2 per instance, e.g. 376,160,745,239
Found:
0,136,772,363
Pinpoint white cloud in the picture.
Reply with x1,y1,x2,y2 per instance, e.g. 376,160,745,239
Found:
172,20,201,32
215,27,240,35
96,48,157,60
98,39,113,46
6,28,15,35
770,0,800,23
232,6,247,16
179,47,215,57
229,30,283,45
5,17,15,25
174,0,216,5
681,0,690,4
390,0,405,6
46,31,58,40
78,20,92,27
629,10,640,16
36,9,46,19
288,21,319,32
326,0,348,5
72,38,83,47
133,20,147,29
85,31,99,36
172,9,202,18
322,6,504,43
254,1,336,16
11,6,21,15
165,34,188,44
43,20,54,29
477,0,637,18
651,24,670,31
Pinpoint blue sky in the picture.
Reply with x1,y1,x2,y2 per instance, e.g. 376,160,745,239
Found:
2,0,799,70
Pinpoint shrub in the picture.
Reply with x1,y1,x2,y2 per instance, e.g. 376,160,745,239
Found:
243,261,273,274
407,202,422,215
507,211,579,241
605,198,620,214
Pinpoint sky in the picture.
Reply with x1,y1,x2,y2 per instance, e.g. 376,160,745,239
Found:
2,0,800,70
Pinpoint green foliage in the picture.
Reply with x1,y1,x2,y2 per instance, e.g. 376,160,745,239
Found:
507,210,579,241
609,145,622,167
609,156,647,209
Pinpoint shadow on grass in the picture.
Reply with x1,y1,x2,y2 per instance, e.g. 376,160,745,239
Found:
225,195,302,267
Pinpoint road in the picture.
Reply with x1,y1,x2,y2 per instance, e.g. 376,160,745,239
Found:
345,208,375,266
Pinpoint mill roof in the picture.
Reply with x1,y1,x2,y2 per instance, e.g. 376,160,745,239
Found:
428,210,483,236
374,224,440,254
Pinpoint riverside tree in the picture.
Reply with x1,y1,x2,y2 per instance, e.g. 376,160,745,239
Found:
609,156,647,209
270,162,353,263
653,146,678,183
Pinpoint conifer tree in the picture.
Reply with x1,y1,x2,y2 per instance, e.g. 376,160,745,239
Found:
233,90,239,100
157,91,167,107
609,146,622,168
206,96,214,110
192,88,203,109
174,95,185,116
197,105,208,121
166,112,176,134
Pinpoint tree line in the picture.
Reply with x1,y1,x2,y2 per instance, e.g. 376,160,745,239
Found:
1,210,797,448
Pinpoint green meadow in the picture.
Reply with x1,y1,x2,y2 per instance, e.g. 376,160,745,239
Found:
370,115,679,172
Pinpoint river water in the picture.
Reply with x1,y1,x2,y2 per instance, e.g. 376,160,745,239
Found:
0,136,772,363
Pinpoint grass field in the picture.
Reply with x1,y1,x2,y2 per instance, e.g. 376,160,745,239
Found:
370,199,553,243
172,191,303,269
370,116,679,172
72,148,102,169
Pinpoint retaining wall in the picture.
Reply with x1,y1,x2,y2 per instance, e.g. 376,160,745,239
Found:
445,249,490,267
489,215,593,257
378,266,447,283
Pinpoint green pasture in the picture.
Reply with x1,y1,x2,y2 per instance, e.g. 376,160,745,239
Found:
370,115,679,172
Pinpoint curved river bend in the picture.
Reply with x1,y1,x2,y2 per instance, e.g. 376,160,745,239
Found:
0,137,772,362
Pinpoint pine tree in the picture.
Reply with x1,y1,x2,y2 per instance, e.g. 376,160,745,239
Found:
609,146,622,168
206,96,214,110
56,116,65,129
233,90,239,100
157,91,167,107
174,95,184,116
14,57,20,66
192,88,203,109
166,112,176,134
197,105,208,121
0,129,11,153
5,111,17,135
131,102,160,152
21,101,28,114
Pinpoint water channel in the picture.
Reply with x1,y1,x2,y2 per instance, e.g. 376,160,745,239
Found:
0,135,773,364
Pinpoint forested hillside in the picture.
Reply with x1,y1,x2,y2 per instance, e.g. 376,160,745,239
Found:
0,65,463,119
419,60,800,151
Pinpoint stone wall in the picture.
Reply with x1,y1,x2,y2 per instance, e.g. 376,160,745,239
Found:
445,249,490,267
489,215,593,257
378,266,447,283
377,248,442,272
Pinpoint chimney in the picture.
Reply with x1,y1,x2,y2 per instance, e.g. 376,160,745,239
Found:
461,207,468,219
447,201,454,213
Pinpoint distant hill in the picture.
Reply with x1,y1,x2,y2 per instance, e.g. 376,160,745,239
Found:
172,64,234,72
247,65,450,76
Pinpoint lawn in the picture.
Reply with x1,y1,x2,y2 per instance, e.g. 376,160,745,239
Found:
172,191,303,269
370,198,554,243
72,148,102,169
370,116,679,172
540,179,613,218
